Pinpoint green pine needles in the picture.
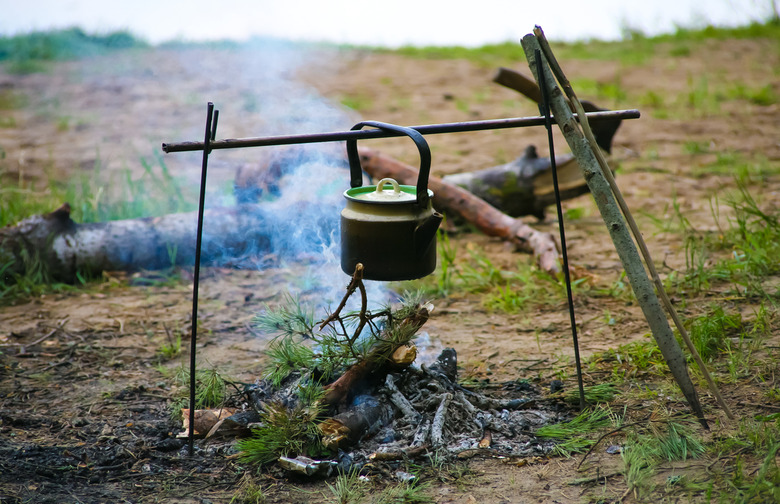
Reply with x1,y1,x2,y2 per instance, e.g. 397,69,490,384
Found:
240,288,428,467
258,290,425,387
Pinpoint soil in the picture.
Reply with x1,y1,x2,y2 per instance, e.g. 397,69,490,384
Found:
1,35,779,503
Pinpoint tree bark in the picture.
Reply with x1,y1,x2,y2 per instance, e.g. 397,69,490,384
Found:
441,145,588,220
357,148,561,275
523,33,706,427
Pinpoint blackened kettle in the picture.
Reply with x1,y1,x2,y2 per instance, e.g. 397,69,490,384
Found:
341,121,442,281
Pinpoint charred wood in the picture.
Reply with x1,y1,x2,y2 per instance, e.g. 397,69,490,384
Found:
320,395,393,449
430,393,452,449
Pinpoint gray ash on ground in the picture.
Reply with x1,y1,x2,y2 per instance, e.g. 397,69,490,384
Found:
243,348,569,477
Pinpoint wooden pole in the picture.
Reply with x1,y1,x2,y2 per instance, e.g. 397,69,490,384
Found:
532,26,732,421
521,34,708,428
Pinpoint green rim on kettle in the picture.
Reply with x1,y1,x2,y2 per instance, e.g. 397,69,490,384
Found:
344,185,429,204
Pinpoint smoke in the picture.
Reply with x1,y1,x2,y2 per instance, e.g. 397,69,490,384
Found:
184,39,394,314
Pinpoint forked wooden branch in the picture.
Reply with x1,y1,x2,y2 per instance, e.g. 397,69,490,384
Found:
532,26,732,422
523,31,708,428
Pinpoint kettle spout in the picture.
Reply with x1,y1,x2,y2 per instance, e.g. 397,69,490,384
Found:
415,211,443,255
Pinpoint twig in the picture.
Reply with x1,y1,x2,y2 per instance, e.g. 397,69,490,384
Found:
568,471,623,486
412,418,431,447
1,317,69,348
319,263,364,330
740,402,780,411
384,375,422,422
577,419,650,469
369,444,430,461
430,393,452,449
347,273,369,348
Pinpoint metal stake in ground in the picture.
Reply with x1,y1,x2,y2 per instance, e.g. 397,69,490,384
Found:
535,49,586,410
189,102,219,456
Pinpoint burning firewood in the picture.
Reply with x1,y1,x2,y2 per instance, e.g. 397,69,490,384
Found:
236,271,567,471
356,147,561,275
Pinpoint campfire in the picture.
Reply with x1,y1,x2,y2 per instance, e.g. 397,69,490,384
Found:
183,264,566,477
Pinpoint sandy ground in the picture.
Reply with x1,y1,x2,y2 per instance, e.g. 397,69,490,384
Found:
1,34,779,503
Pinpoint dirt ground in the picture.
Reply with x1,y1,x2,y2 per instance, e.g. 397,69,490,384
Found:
1,34,779,503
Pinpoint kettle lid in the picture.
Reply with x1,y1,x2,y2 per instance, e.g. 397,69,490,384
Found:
347,178,417,203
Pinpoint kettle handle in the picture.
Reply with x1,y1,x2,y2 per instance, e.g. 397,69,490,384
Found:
346,121,431,208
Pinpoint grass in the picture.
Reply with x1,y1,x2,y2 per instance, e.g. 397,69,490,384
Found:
621,418,706,497
166,364,231,420
651,174,780,301
230,477,268,504
237,387,326,466
372,480,434,504
407,238,597,313
156,324,184,360
581,298,778,501
383,21,779,68
0,154,195,227
535,406,614,457
0,27,147,74
325,469,365,504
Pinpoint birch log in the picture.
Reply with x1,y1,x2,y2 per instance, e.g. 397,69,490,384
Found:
0,201,335,282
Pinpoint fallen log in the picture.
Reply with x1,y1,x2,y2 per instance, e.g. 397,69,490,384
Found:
442,145,588,220
357,148,560,274
0,201,337,283
438,67,624,220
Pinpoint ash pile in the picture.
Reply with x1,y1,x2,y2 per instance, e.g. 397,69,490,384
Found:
238,346,566,478
188,273,571,477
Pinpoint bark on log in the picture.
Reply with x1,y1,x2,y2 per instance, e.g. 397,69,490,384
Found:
0,201,336,282
319,395,393,449
357,148,561,275
442,145,588,220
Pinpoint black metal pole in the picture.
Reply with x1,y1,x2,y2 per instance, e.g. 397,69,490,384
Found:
162,109,639,153
536,50,586,410
188,102,216,455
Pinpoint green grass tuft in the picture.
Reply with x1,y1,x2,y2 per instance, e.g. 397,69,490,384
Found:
535,406,613,457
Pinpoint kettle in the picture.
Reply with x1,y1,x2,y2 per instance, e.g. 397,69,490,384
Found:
341,121,443,281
